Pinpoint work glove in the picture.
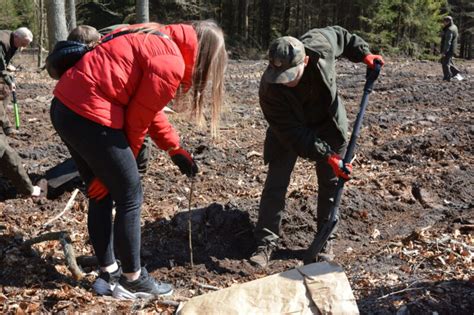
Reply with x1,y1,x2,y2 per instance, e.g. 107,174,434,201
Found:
169,147,199,177
363,54,385,69
88,177,109,201
327,153,352,180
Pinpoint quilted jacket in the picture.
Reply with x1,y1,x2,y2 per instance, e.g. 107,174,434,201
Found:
54,24,198,156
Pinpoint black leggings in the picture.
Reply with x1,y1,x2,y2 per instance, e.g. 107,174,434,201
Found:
50,98,142,273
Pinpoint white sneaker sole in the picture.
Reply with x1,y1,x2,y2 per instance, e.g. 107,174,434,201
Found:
112,284,173,300
92,278,116,296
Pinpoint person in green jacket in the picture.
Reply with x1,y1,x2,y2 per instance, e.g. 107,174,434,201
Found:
0,27,33,136
440,16,462,81
250,26,384,267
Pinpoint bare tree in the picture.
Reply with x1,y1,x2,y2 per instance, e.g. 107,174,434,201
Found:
136,0,149,23
260,0,272,47
46,0,68,51
36,0,45,67
66,0,76,31
238,0,249,40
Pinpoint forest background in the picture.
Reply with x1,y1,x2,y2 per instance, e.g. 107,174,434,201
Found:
0,0,473,61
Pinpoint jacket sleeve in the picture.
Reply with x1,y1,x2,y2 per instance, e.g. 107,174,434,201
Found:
441,29,454,54
320,26,371,62
259,85,332,161
125,54,184,157
148,110,180,151
0,49,13,86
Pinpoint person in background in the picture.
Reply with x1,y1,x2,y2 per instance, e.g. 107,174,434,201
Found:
0,27,33,136
440,16,463,81
250,26,384,268
67,25,101,43
50,20,227,299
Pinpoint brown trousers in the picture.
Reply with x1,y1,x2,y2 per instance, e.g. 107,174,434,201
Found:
0,134,33,195
254,123,347,246
0,82,12,132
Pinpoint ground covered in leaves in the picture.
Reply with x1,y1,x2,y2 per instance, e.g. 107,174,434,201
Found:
0,52,473,314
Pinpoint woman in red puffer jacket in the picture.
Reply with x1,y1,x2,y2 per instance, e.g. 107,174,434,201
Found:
50,20,227,299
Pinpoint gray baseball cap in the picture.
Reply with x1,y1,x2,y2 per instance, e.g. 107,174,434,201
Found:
262,36,306,84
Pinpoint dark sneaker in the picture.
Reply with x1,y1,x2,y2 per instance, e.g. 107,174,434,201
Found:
92,265,122,296
112,267,173,300
249,245,274,268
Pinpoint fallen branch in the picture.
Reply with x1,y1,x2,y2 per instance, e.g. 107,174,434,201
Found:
131,296,181,311
196,283,220,291
449,239,474,252
23,231,84,280
424,236,474,252
187,179,195,268
42,188,80,228
377,282,424,300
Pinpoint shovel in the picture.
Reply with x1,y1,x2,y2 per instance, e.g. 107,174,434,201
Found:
303,61,382,264
11,91,20,129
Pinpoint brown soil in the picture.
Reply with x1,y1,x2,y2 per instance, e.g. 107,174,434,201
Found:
0,52,473,314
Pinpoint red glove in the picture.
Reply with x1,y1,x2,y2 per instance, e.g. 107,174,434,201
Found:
327,154,352,180
363,54,385,69
88,177,109,201
169,147,199,177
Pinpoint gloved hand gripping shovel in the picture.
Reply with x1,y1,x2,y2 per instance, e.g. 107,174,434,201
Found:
303,61,382,264
12,91,20,129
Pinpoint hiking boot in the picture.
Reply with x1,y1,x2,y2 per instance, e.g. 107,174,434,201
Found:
112,267,173,300
249,244,274,268
317,241,335,262
92,265,122,296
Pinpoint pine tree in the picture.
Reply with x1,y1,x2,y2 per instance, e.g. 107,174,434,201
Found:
361,0,446,57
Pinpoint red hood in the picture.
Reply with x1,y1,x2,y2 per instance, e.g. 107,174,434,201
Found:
162,24,197,93
108,23,197,92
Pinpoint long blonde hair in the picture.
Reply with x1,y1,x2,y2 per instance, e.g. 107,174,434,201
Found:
112,21,227,137
190,20,227,138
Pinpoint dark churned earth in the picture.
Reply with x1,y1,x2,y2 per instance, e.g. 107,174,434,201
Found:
0,52,473,314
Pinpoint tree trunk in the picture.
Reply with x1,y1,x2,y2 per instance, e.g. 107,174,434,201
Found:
66,0,76,31
238,0,249,39
260,0,272,47
295,0,301,35
136,0,149,23
281,0,290,35
37,0,45,67
46,0,68,51
223,0,236,38
243,0,249,40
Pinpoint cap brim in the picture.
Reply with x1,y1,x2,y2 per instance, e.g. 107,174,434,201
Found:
262,64,300,84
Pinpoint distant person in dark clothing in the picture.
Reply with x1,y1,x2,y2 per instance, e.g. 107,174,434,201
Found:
440,16,463,81
0,27,33,135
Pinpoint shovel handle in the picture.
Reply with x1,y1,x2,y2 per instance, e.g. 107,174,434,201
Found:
12,91,20,129
304,61,382,264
